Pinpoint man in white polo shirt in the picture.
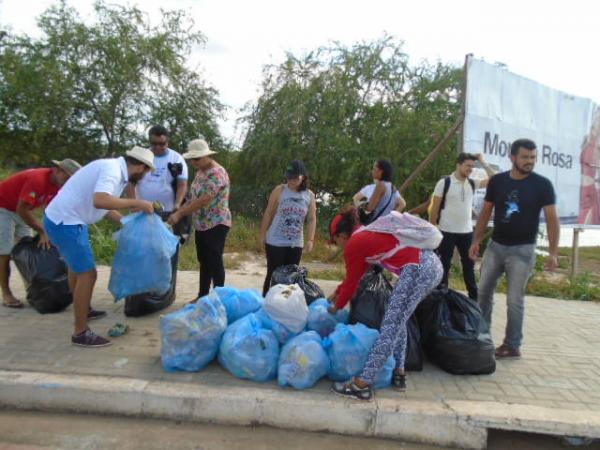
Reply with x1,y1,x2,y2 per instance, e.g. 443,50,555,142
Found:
429,153,495,299
134,125,188,212
44,147,155,348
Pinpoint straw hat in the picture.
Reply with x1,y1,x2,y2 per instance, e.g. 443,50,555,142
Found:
51,159,82,176
182,139,216,159
125,146,155,170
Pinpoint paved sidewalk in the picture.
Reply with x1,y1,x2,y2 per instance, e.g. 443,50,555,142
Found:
2,265,600,411
1,264,600,448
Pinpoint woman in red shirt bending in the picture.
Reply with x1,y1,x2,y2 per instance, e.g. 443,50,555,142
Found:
328,206,442,400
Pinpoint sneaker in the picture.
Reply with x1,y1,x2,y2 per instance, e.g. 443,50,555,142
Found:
331,381,372,401
495,344,521,359
72,329,112,348
87,309,107,320
392,371,407,391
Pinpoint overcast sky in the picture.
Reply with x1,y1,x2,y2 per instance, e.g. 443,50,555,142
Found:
1,0,599,145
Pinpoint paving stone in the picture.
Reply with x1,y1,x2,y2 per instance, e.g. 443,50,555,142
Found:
2,263,600,414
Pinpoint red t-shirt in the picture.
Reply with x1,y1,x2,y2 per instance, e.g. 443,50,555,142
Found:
335,230,421,309
0,168,59,212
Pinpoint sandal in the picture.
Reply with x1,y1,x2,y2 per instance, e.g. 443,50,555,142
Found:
392,371,407,391
331,380,372,401
2,298,24,309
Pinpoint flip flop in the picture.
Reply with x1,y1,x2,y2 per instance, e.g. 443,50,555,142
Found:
2,299,24,309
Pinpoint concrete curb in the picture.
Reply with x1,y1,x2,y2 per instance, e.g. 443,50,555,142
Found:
2,370,600,449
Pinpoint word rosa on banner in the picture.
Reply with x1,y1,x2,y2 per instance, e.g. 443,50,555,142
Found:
483,132,573,169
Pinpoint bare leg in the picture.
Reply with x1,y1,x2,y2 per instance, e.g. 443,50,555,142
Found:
73,269,97,334
67,269,76,293
0,255,22,306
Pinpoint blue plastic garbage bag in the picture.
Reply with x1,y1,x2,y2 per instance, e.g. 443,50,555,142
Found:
323,323,379,381
254,308,298,345
218,313,279,382
215,286,263,324
278,331,330,389
109,212,178,300
160,293,228,372
307,298,350,337
335,308,350,325
372,355,395,389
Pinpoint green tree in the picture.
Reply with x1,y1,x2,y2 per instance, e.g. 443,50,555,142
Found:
236,36,463,212
0,0,224,166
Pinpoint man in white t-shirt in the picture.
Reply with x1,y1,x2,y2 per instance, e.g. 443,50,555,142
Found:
44,147,155,348
133,125,188,213
429,153,495,299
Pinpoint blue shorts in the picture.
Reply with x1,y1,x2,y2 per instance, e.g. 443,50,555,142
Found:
43,216,96,273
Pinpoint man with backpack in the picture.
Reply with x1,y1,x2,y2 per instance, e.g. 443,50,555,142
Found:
429,153,495,299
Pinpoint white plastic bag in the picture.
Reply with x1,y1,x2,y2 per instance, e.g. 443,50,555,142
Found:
263,284,308,333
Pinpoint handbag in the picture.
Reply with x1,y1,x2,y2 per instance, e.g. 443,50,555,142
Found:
358,186,396,225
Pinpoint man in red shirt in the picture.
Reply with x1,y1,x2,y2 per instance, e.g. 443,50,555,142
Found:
0,159,81,308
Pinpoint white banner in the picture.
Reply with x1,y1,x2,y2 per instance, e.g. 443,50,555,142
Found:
463,57,600,226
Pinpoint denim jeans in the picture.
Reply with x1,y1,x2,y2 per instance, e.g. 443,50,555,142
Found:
478,240,536,349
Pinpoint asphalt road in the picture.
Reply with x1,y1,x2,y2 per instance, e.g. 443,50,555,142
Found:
0,410,598,450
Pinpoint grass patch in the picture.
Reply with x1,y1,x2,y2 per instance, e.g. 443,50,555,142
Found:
89,221,119,265
226,215,262,254
87,212,600,302
309,266,345,281
178,241,198,270
224,254,243,271
449,252,600,301
90,213,340,268
0,167,14,180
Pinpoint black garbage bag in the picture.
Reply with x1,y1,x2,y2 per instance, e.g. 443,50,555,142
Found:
417,288,496,375
156,208,190,245
10,236,72,314
405,314,423,371
349,266,423,371
349,266,391,330
270,264,324,305
124,246,179,317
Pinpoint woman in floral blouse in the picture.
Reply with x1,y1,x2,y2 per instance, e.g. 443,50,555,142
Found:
167,138,231,299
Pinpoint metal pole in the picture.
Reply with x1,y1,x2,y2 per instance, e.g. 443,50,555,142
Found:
456,53,472,155
570,228,581,279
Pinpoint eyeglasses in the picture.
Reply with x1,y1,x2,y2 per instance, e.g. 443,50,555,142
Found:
150,140,168,147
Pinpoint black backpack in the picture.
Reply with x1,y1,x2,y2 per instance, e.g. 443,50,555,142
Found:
434,176,475,224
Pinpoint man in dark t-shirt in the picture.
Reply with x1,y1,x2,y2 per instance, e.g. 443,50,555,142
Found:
469,138,560,359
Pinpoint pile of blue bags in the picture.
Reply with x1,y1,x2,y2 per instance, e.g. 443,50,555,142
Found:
160,285,396,390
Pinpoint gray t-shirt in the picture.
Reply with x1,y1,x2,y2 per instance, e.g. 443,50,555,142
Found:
266,185,311,248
